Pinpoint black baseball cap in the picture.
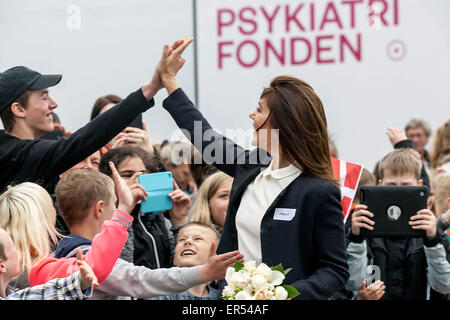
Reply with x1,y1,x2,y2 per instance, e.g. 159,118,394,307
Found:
0,66,62,113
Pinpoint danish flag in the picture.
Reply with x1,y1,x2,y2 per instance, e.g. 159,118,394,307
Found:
331,157,364,223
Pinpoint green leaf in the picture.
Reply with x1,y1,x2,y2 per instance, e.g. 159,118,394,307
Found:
270,263,285,273
234,261,244,272
282,285,300,299
283,268,293,276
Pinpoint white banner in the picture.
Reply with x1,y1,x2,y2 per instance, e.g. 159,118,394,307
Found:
195,0,450,170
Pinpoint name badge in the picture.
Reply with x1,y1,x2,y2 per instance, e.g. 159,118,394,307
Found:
274,208,296,221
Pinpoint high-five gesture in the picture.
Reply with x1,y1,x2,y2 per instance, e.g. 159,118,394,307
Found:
141,38,188,100
158,36,195,94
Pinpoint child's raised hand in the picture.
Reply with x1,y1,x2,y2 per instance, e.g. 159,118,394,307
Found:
351,204,375,236
168,179,191,226
109,161,134,213
198,241,244,283
409,209,437,240
76,248,99,290
386,127,408,146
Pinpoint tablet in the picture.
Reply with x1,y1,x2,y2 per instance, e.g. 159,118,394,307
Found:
359,185,428,238
138,171,173,214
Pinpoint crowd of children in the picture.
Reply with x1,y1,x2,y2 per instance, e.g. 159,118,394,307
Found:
0,36,449,300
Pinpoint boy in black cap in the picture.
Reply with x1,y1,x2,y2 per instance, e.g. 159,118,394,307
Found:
0,38,191,196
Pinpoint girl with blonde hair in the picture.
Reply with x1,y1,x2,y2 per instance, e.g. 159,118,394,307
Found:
189,172,233,234
0,182,60,276
0,163,139,289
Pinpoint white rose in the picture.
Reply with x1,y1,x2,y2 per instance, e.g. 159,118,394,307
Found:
254,286,274,300
263,286,275,300
230,270,251,288
229,271,242,285
222,285,235,298
251,274,267,290
268,270,285,286
257,263,272,278
235,289,255,300
244,261,257,274
225,267,235,283
274,286,288,300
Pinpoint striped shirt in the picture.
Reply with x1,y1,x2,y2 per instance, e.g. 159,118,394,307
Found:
3,272,92,300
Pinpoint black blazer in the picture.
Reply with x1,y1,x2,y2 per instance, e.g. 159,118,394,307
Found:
163,88,349,300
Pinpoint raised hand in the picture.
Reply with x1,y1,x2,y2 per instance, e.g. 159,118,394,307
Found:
112,122,154,156
157,36,194,94
198,241,244,283
77,248,99,290
386,127,407,146
109,161,144,213
141,39,188,100
168,179,191,227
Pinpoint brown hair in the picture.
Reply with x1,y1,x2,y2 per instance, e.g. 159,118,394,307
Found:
378,149,422,180
55,169,114,227
90,94,122,120
435,175,450,215
353,168,376,203
430,119,450,169
261,76,338,186
0,91,30,132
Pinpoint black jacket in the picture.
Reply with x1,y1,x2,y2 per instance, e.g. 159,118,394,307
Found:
346,215,450,300
132,204,175,270
161,88,349,300
0,88,153,194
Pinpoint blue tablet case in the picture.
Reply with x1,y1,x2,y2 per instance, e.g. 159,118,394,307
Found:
138,171,173,214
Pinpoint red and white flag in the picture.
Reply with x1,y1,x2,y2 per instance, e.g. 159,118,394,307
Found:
331,157,364,223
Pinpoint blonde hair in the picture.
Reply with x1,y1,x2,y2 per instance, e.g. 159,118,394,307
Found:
0,232,6,260
430,119,450,169
0,183,60,274
435,175,450,216
159,141,193,166
378,149,422,180
189,172,232,228
55,169,114,227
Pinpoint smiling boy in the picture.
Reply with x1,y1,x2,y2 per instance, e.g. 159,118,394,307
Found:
150,222,222,300
346,149,450,299
0,38,191,195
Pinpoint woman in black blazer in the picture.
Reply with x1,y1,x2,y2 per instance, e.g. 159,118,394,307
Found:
156,38,349,299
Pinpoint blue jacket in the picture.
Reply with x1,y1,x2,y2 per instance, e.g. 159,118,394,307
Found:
161,88,349,300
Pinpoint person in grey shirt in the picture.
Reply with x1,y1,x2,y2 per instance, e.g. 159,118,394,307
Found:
149,222,223,300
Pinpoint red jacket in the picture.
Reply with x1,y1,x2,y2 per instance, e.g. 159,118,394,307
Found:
29,210,133,286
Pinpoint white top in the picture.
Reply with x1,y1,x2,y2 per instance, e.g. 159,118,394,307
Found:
235,160,302,263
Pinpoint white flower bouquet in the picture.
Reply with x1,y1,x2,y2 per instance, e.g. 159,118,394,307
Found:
222,261,299,300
